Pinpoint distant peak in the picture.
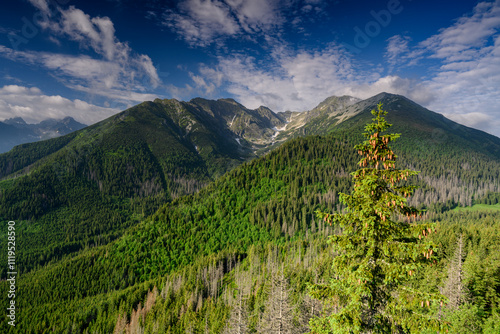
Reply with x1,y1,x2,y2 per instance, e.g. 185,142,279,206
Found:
218,98,242,106
61,116,86,126
257,105,273,112
371,92,406,100
315,94,361,110
154,98,180,104
4,117,27,125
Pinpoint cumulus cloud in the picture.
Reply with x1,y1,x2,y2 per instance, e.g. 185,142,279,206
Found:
163,0,241,46
420,1,500,62
162,0,319,46
189,72,216,95
415,1,500,136
195,46,357,111
344,76,436,105
193,46,430,113
1,1,160,106
0,46,158,104
52,5,160,87
0,85,120,124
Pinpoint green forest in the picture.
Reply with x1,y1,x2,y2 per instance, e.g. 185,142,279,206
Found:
0,101,499,333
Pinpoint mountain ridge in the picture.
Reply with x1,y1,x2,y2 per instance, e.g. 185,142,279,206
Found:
0,116,87,153
3,92,500,183
1,92,499,277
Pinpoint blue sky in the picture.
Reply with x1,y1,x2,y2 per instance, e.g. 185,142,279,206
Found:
0,0,499,137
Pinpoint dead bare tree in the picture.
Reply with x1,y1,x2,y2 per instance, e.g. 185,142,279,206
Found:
224,263,250,334
223,290,249,334
442,234,468,310
299,294,322,333
258,270,298,334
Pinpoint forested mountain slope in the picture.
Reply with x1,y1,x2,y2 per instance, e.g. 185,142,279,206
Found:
274,93,500,160
0,93,500,333
0,97,288,275
332,93,500,159
1,120,499,332
337,93,500,208
1,93,499,279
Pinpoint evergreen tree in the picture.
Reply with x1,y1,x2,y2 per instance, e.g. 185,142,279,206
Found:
310,103,446,333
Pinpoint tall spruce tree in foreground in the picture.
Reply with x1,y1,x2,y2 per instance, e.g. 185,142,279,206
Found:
310,104,447,333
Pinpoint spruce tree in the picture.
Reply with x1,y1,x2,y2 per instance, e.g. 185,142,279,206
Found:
310,103,446,333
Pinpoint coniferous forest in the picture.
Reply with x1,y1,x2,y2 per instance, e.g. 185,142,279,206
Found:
0,96,500,333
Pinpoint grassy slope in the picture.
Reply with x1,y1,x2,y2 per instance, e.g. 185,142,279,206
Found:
452,203,500,212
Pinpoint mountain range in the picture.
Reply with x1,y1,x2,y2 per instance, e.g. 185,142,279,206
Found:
3,92,500,165
0,116,86,153
0,91,498,275
0,92,500,332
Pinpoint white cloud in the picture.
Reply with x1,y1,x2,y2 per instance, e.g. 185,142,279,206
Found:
195,45,405,112
52,5,160,88
225,0,282,33
188,38,439,114
442,111,500,135
162,0,305,46
420,1,500,62
209,54,298,110
58,7,119,61
189,72,216,95
416,1,500,137
163,0,240,46
66,84,159,104
0,85,120,124
344,76,436,105
27,0,51,17
0,46,157,103
385,35,410,67
0,1,160,106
